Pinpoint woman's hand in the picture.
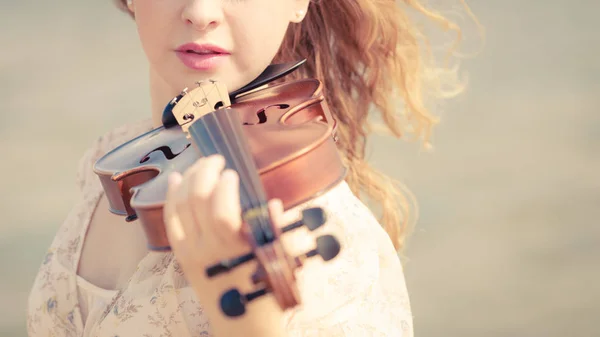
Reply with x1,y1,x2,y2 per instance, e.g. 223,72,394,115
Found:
162,154,299,336
164,154,254,279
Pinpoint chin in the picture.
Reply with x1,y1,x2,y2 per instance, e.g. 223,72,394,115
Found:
160,60,266,99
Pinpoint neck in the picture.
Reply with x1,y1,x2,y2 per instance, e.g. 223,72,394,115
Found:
149,67,179,129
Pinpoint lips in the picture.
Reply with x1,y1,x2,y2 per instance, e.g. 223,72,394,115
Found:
185,49,217,55
175,43,230,71
176,43,230,54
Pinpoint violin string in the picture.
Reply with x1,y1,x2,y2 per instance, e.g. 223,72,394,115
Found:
211,83,264,208
199,83,251,198
182,80,270,243
212,83,271,241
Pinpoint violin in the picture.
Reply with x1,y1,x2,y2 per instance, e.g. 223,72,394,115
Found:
93,60,346,317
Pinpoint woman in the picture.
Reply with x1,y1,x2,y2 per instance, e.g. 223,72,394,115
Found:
26,0,470,336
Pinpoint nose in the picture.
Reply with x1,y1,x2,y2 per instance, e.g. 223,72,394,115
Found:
181,0,223,31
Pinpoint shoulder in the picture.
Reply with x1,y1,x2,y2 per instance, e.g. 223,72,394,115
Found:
284,181,414,336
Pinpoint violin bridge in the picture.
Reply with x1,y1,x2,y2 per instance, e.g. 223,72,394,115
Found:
172,80,232,136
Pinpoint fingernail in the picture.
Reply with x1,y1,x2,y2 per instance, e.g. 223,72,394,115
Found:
221,169,238,181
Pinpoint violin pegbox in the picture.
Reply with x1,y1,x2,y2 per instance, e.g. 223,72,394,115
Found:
171,80,232,137
205,206,342,317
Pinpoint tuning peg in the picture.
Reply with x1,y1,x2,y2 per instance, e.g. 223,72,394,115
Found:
206,252,256,277
281,207,327,233
206,208,329,278
220,287,269,317
300,234,341,262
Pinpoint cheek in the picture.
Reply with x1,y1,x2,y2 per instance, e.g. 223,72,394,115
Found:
133,5,175,63
232,15,291,66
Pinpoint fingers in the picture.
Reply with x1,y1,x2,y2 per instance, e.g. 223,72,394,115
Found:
210,168,245,247
165,154,247,252
267,198,285,227
188,155,226,234
164,155,226,253
165,154,310,263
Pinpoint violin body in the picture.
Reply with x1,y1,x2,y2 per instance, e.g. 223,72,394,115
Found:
93,61,345,316
95,77,346,250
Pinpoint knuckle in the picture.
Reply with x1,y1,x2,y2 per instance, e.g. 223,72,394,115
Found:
191,185,212,201
195,154,223,170
208,154,225,166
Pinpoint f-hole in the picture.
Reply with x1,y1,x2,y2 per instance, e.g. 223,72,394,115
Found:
140,144,191,163
243,104,289,125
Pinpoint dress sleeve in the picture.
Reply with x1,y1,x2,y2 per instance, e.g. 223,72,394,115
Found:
284,183,414,337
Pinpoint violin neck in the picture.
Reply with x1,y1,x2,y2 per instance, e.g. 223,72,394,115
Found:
187,108,274,245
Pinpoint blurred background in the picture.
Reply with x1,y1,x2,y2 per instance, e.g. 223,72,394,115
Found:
1,0,598,336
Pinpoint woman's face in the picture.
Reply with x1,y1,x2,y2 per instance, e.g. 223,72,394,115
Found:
131,0,309,94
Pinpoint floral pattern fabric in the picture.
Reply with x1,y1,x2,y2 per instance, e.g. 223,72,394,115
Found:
26,118,414,337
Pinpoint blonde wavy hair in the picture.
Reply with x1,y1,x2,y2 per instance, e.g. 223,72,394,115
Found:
115,0,477,255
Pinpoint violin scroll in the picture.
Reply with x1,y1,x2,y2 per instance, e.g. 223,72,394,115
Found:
219,234,340,317
216,220,341,317
205,207,342,317
205,207,329,277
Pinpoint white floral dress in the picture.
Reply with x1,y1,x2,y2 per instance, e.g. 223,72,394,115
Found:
26,119,414,337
